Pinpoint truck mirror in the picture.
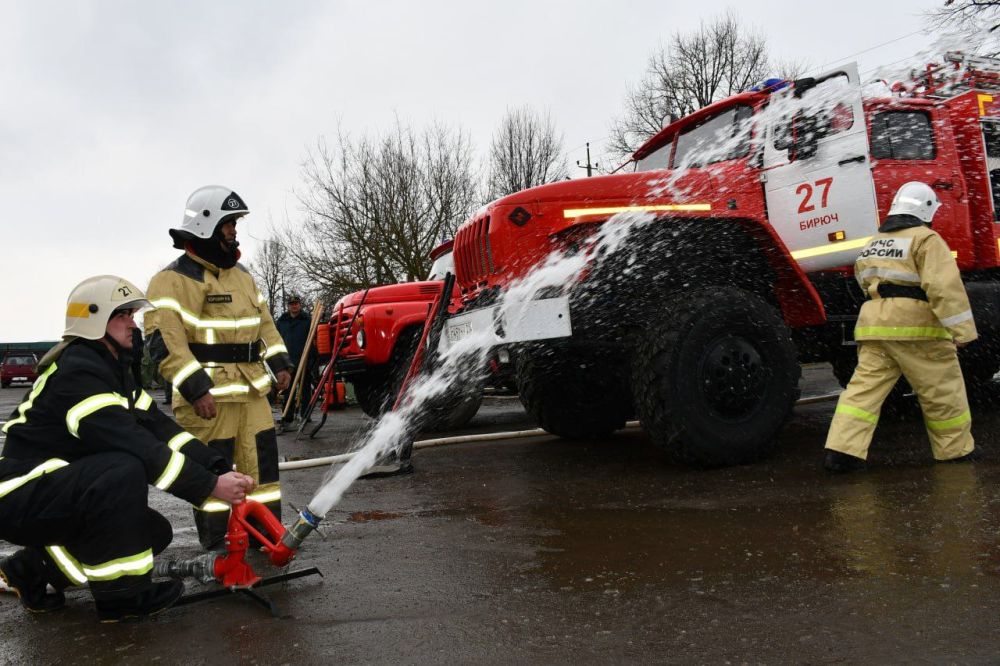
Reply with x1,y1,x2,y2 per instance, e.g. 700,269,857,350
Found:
792,77,817,99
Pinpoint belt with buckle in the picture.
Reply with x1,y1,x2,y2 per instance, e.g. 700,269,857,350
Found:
189,341,263,363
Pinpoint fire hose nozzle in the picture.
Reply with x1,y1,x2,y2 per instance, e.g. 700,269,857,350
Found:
280,507,323,553
154,553,219,584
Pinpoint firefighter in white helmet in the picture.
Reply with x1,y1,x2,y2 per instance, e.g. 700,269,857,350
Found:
824,181,978,472
144,186,292,548
0,276,253,621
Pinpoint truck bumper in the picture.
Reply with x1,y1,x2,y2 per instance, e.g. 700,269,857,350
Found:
441,297,573,350
334,357,368,376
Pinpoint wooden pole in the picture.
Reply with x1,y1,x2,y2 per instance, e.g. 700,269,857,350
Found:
282,299,323,420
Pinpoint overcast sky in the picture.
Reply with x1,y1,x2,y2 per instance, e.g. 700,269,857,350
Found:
1,0,943,341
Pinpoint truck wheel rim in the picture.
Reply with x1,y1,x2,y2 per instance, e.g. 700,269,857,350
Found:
697,334,767,420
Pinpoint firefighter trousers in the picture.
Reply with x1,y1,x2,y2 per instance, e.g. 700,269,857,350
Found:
825,339,974,461
174,396,281,549
0,452,172,599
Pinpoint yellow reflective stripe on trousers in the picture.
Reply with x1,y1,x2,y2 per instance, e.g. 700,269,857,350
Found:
82,549,154,581
172,359,203,388
0,459,68,499
66,393,128,438
167,431,196,452
264,343,288,359
2,363,58,433
210,383,250,397
836,404,879,425
45,546,88,585
134,390,154,411
926,410,972,431
154,450,185,490
855,326,951,339
150,298,261,330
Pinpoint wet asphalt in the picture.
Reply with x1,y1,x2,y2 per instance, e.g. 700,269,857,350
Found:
2,365,1000,664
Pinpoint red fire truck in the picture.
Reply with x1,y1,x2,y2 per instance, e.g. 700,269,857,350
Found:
329,241,487,431
442,52,1000,465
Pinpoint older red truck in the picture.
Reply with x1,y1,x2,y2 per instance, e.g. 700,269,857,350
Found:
328,241,489,431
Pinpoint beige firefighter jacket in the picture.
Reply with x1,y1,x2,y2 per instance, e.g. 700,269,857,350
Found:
854,222,977,345
144,252,292,405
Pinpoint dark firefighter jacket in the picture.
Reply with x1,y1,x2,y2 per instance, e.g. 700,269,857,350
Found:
0,338,227,507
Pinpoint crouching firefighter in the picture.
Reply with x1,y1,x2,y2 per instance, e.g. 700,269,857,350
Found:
144,185,292,549
0,276,255,621
824,181,979,472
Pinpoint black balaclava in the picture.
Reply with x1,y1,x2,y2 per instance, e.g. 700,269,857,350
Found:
188,215,241,269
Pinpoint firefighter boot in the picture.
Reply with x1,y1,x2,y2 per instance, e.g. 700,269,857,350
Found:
0,548,66,613
823,449,867,474
95,579,184,623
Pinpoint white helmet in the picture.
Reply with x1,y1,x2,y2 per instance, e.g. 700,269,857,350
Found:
64,275,150,340
169,185,249,248
887,181,941,224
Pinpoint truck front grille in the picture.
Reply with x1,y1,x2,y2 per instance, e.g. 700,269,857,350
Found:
455,214,494,287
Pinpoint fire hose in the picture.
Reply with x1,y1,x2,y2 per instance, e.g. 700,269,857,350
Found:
276,391,844,472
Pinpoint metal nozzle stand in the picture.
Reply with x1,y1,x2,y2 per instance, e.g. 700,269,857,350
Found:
157,500,323,617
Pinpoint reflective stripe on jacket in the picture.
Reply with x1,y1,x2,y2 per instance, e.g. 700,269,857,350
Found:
854,224,977,344
0,339,224,506
144,252,292,404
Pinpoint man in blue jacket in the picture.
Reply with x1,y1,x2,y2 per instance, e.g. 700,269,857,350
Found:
276,294,313,419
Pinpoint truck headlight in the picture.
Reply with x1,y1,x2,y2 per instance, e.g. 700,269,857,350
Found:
356,329,366,349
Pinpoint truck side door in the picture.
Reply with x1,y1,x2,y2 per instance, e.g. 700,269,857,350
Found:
762,63,880,272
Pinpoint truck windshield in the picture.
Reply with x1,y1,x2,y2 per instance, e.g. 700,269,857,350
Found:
427,251,455,280
636,105,754,172
671,105,754,169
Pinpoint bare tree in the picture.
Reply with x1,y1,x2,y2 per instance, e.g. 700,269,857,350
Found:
487,106,568,199
926,1,1000,55
608,11,774,159
247,238,288,319
287,120,478,303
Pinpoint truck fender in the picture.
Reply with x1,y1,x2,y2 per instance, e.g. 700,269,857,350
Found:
735,218,827,328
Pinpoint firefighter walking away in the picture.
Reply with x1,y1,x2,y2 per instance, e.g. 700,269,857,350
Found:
824,182,979,472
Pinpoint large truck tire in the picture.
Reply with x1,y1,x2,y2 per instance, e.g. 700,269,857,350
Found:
423,386,484,432
516,344,631,440
352,369,393,419
632,287,800,466
351,328,420,420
